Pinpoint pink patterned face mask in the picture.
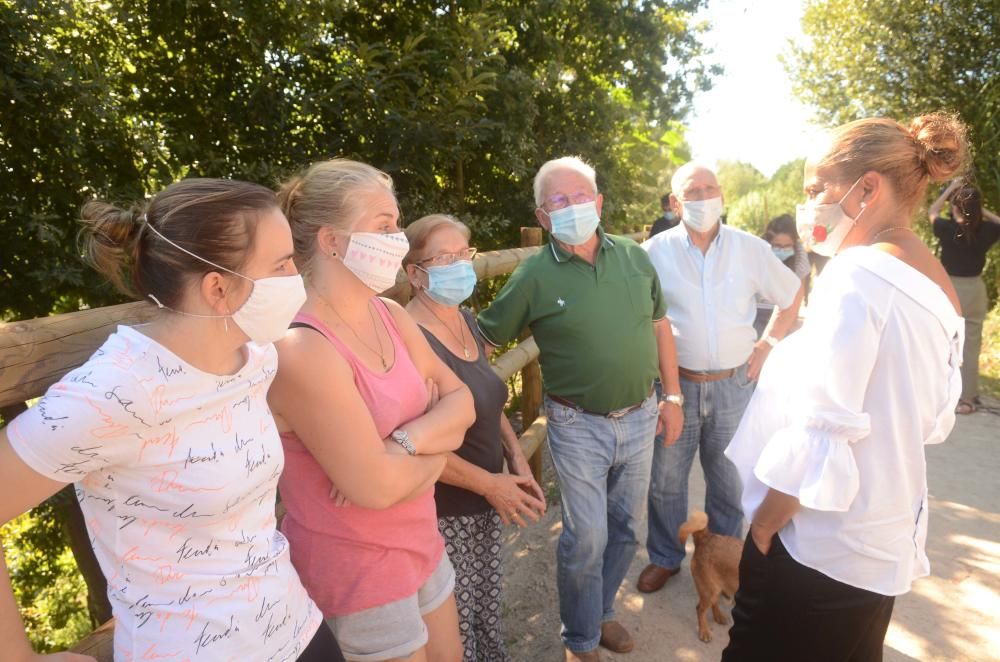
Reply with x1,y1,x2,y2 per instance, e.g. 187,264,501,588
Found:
342,232,410,292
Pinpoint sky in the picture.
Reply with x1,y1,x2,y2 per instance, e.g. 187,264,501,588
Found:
684,0,829,178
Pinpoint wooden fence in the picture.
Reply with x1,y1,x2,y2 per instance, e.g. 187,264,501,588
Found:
0,228,646,659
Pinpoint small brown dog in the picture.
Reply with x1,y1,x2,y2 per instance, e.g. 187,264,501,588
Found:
679,511,742,643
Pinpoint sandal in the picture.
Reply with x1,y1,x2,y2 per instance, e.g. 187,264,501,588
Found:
956,400,976,415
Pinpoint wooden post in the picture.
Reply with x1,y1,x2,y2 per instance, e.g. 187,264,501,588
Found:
518,227,544,483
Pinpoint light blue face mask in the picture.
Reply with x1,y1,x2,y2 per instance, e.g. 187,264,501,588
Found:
421,260,477,306
772,246,795,262
545,200,601,245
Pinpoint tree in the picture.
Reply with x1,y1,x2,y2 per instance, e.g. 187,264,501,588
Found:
1,0,714,321
787,0,1000,300
717,160,767,204
725,159,805,237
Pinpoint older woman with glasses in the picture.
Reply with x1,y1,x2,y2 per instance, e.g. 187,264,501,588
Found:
403,214,546,662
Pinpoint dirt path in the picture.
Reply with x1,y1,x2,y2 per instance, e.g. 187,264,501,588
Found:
501,399,1000,662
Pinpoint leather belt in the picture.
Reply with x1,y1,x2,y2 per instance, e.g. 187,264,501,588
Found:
547,389,651,419
679,367,738,383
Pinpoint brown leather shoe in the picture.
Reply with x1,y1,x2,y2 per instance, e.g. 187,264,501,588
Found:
600,620,634,653
565,648,603,661
637,563,680,593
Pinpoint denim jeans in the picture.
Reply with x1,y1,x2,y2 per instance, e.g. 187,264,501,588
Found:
646,366,753,569
545,392,658,653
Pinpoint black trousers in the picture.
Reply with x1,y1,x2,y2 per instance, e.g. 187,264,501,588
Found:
298,622,346,662
722,533,895,662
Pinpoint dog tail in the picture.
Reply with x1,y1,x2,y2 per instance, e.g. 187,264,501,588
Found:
678,511,710,545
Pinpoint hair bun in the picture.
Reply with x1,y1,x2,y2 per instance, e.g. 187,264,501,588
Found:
908,112,969,182
79,201,146,298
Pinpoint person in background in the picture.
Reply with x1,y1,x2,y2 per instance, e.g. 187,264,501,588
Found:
754,214,810,338
724,112,967,660
402,214,546,662
0,179,338,662
649,193,680,238
272,159,475,662
478,156,683,662
638,162,802,596
928,180,1000,414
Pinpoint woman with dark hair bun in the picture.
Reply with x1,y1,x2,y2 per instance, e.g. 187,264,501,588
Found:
723,113,968,661
0,179,342,662
928,180,1000,414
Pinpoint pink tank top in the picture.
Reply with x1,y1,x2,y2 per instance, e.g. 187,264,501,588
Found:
278,298,444,616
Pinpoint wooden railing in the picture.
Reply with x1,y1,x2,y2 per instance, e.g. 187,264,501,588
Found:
0,228,646,658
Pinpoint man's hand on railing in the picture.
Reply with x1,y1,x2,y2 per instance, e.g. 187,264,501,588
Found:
484,473,546,528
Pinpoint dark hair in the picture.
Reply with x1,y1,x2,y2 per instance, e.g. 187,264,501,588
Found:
817,112,970,212
763,214,798,243
950,185,983,244
79,178,278,308
660,193,671,207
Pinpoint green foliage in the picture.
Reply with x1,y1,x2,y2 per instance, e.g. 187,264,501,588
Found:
786,0,1000,302
717,160,767,203
2,500,90,653
1,0,714,321
725,159,806,238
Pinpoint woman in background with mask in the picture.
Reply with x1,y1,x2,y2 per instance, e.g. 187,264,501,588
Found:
723,113,968,661
927,180,1000,414
401,215,546,662
754,214,811,338
0,179,338,662
271,160,474,662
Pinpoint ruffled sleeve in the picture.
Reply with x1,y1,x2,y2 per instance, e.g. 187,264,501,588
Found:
752,268,887,512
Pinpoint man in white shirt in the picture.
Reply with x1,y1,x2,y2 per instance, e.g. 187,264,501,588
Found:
637,162,803,593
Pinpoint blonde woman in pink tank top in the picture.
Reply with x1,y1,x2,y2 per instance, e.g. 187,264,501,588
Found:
269,159,475,662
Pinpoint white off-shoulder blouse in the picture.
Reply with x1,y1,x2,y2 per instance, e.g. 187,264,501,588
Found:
725,246,963,596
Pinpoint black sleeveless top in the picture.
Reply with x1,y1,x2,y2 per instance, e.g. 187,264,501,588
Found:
420,308,509,517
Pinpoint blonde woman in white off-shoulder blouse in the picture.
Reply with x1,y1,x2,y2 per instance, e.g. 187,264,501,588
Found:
721,112,968,662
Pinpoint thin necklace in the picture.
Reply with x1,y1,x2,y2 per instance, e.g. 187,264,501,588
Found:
418,295,471,359
315,292,388,369
871,225,915,242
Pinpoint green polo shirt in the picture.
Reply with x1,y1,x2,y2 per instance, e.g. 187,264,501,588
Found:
477,228,666,413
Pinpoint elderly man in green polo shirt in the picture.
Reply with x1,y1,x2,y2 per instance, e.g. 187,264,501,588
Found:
477,156,683,662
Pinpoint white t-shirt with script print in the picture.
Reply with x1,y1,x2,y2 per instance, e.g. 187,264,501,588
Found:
8,325,321,661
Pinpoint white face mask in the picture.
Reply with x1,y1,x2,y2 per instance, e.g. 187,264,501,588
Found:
144,221,306,345
796,177,866,257
341,232,409,292
680,196,723,233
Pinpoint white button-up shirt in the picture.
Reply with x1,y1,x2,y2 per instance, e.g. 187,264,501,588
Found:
642,224,800,370
725,246,963,596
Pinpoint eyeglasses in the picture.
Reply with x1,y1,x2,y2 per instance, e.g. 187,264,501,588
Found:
544,192,595,210
419,247,478,267
677,185,721,202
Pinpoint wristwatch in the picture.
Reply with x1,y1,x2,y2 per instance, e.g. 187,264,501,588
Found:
763,335,780,348
661,393,684,408
390,428,417,455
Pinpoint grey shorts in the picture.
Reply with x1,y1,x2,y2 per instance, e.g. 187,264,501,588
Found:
326,554,456,661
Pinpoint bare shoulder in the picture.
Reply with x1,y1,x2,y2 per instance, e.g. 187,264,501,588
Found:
274,327,352,383
873,237,960,312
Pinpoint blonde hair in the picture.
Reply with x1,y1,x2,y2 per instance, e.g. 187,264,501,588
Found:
277,159,395,277
817,112,969,211
533,156,598,207
403,214,471,267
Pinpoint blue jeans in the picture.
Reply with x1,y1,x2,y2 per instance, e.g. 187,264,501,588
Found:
545,392,658,653
646,366,753,569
